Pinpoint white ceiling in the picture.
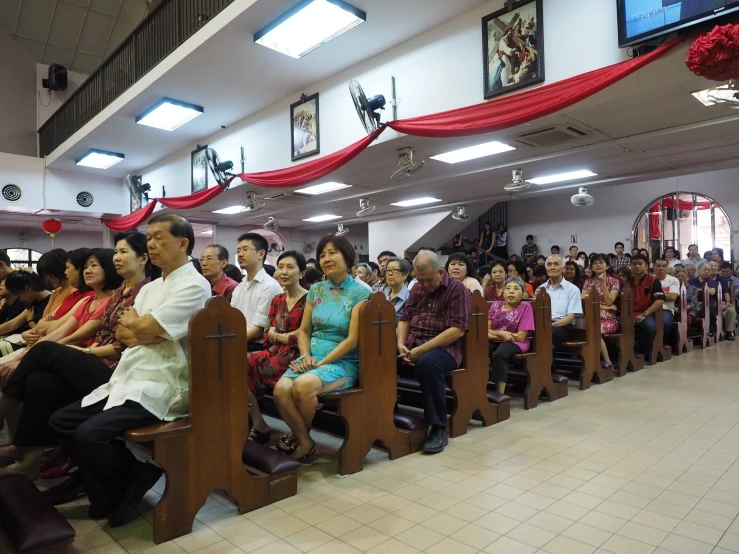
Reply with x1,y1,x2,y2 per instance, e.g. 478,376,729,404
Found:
0,0,152,74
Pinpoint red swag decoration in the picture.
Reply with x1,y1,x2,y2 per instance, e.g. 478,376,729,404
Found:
686,23,739,81
237,127,385,187
387,38,683,138
102,39,680,231
101,199,158,232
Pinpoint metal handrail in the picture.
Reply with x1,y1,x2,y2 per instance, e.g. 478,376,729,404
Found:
38,0,234,158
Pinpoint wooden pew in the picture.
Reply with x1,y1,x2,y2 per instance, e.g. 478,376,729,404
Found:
397,291,510,439
603,283,644,375
560,287,611,390
690,283,714,349
321,293,428,475
447,290,509,437
649,307,672,365
508,290,568,409
716,283,725,341
672,284,693,355
124,297,299,544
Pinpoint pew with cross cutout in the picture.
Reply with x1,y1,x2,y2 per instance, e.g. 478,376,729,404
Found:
672,284,693,355
649,304,672,365
603,283,644,374
716,282,725,341
123,296,299,544
321,293,427,476
689,282,714,349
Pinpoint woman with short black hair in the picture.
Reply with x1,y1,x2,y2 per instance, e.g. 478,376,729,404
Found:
445,252,483,294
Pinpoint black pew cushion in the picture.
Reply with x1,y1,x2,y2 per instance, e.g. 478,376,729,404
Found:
242,441,301,475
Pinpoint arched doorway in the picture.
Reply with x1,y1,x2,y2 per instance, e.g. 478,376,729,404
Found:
632,193,732,261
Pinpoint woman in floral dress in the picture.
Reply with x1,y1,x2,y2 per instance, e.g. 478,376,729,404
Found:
247,251,307,443
582,253,621,369
273,234,370,461
488,277,535,394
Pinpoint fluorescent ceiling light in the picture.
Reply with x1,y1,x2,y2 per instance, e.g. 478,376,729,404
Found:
294,182,351,195
254,0,366,59
200,230,213,235
430,141,516,164
391,197,442,207
75,149,124,169
692,84,738,107
529,170,597,186
213,205,245,215
303,214,341,222
136,97,204,131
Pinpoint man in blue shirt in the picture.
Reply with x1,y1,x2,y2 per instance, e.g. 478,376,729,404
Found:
537,255,583,348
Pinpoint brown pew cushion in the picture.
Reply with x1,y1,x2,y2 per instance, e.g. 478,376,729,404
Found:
551,373,568,384
0,475,75,553
242,441,301,476
486,391,511,405
394,411,426,431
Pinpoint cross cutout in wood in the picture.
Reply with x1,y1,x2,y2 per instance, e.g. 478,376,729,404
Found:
205,322,237,380
471,310,486,340
370,311,390,351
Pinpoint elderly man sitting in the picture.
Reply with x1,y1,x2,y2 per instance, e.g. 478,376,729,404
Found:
537,255,583,348
397,251,470,454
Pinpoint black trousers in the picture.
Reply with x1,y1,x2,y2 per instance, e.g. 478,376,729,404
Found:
489,341,522,383
48,399,159,507
551,325,573,350
3,342,113,447
412,348,457,429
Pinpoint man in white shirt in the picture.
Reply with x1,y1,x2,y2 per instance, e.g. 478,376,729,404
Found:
537,255,583,349
49,215,211,526
654,258,678,337
230,232,283,352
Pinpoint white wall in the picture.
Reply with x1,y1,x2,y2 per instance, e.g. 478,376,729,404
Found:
36,64,88,130
0,227,105,253
0,32,36,157
369,211,452,260
138,0,626,201
507,169,739,257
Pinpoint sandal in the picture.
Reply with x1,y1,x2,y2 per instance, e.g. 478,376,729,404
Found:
248,428,271,444
276,434,297,453
293,440,316,463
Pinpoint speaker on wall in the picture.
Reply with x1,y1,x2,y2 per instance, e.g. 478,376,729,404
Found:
1,184,21,202
76,192,93,207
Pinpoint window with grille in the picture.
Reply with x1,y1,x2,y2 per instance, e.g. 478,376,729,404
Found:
0,248,43,273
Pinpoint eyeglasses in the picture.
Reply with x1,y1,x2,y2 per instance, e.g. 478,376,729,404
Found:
385,268,404,274
236,247,258,254
199,256,220,264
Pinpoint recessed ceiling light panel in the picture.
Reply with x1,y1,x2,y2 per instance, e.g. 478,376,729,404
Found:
294,182,351,195
529,170,597,186
213,205,245,215
430,141,516,164
136,97,204,131
303,214,341,222
75,149,125,169
254,0,366,59
390,197,442,207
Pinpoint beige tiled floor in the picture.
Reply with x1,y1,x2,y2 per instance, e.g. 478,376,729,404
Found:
57,340,739,554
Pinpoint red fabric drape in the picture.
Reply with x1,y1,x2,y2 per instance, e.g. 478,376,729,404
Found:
387,38,683,138
237,127,385,188
662,198,711,210
101,199,158,232
159,183,226,210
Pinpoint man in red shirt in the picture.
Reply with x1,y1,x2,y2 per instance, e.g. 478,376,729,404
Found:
630,255,665,362
199,244,239,301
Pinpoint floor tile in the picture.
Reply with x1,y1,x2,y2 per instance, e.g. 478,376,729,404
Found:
483,536,538,554
562,522,613,547
600,534,655,554
617,521,669,547
505,522,556,548
716,533,739,552
658,533,713,554
630,510,680,532
528,511,575,533
541,535,596,554
395,525,446,551
449,524,500,550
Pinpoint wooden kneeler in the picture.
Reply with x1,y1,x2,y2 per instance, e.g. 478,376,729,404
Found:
447,291,506,437
323,293,426,476
672,285,693,355
603,284,643,375
124,297,272,544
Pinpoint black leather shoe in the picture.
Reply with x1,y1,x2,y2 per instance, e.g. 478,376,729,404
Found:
422,427,448,454
107,463,163,527
89,498,121,520
728,332,735,341
44,472,87,505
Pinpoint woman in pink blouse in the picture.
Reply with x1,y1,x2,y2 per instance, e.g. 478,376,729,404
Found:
581,253,620,369
488,277,535,394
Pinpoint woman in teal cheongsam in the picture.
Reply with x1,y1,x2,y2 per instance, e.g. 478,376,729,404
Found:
273,234,370,461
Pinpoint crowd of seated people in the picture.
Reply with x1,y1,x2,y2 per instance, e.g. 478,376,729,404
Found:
0,219,737,535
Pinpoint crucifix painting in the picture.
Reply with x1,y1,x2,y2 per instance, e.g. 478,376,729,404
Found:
482,0,544,100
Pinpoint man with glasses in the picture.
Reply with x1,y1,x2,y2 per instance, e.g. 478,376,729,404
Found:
200,244,239,301
231,232,283,351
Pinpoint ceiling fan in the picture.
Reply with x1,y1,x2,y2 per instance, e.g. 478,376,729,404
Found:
503,169,532,194
336,223,349,236
451,206,470,221
263,216,279,231
391,147,425,181
349,79,386,135
356,198,376,217
244,191,265,213
571,187,595,207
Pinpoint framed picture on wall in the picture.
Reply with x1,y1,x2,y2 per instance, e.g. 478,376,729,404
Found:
191,144,208,193
290,92,320,161
482,0,544,100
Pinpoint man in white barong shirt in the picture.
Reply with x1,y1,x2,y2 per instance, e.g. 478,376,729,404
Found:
49,215,211,527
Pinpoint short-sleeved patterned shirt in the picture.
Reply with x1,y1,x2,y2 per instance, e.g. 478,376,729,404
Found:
488,301,535,352
401,271,471,367
95,278,149,369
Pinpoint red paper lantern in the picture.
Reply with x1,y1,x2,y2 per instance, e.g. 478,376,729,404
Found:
41,219,63,245
686,23,739,81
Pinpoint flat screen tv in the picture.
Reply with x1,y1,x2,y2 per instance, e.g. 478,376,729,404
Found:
618,0,739,47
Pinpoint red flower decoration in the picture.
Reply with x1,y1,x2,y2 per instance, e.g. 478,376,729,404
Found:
686,23,739,81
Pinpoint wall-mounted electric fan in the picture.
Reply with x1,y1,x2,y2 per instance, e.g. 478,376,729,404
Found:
349,79,386,135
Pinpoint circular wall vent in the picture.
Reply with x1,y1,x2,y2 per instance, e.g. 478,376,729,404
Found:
76,192,93,207
1,184,21,202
